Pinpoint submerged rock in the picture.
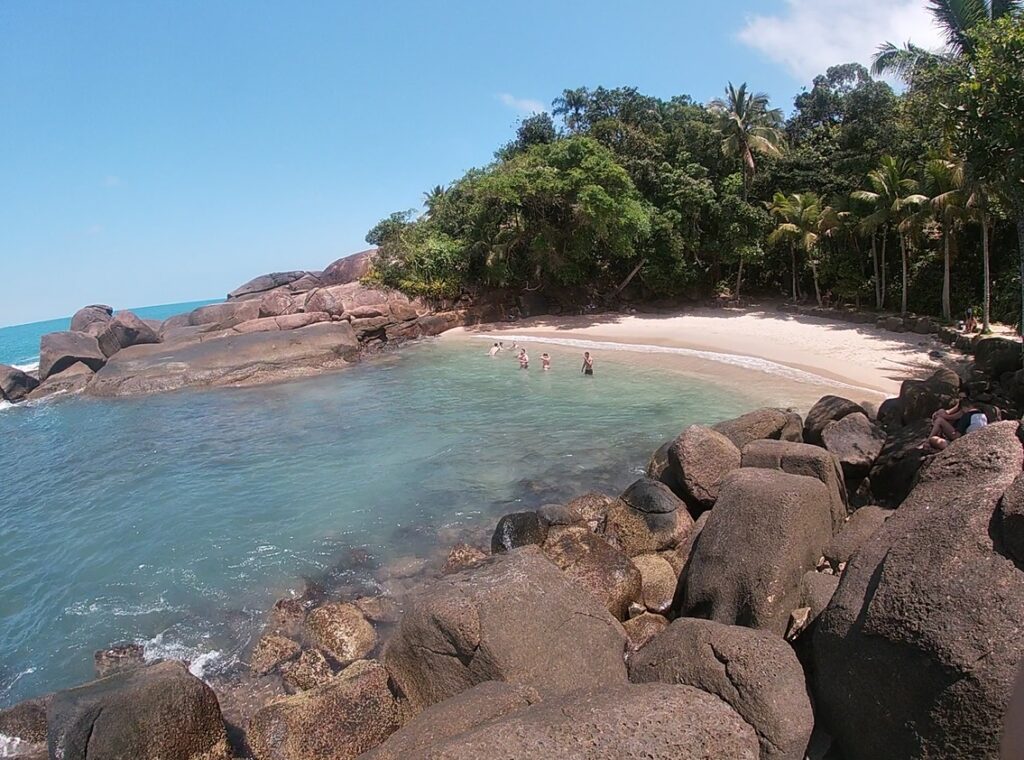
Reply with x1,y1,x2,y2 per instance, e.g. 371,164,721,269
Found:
93,643,145,678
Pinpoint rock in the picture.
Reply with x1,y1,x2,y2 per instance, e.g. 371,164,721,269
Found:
360,681,540,760
29,361,95,398
604,478,694,556
249,633,301,675
974,336,1021,379
306,602,376,663
228,270,312,300
0,697,48,745
87,322,360,397
230,312,329,334
740,439,848,532
667,425,741,513
799,571,839,621
875,396,904,432
622,612,669,651
490,511,548,553
441,543,488,574
631,553,676,614
999,473,1024,563
867,420,932,507
803,395,867,446
248,659,400,760
814,421,1024,759
353,596,401,625
821,412,886,479
536,502,582,526
188,299,261,329
630,618,813,760
646,439,683,496
69,304,113,332
897,367,960,424
0,363,39,401
257,289,303,318
823,505,892,567
38,331,106,380
95,311,161,357
47,660,229,760
566,491,615,533
665,510,709,578
677,469,834,635
413,683,760,759
282,648,335,692
320,249,376,286
712,408,804,449
93,643,145,678
540,524,642,620
382,546,628,711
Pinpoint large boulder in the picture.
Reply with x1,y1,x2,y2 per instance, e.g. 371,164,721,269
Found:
0,363,39,402
306,602,377,663
867,420,932,507
94,311,161,357
629,618,813,760
29,361,95,399
631,552,676,614
231,312,330,334
540,524,641,620
603,478,694,556
677,469,834,635
820,412,886,479
361,681,539,760
257,289,303,318
803,395,867,446
740,439,848,532
0,697,48,749
667,425,741,513
814,421,1024,759
320,249,377,286
823,505,892,567
974,336,1021,379
491,511,548,553
407,684,760,759
712,408,803,449
69,304,113,333
998,473,1024,564
248,659,400,760
227,270,313,300
188,300,261,329
38,331,106,380
897,367,960,425
623,612,670,651
47,660,229,760
646,439,683,496
382,546,629,711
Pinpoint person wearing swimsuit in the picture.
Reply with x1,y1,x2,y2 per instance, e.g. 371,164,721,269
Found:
518,348,529,369
581,351,594,375
541,352,551,370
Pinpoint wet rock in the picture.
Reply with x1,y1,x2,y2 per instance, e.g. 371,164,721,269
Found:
540,524,641,620
361,681,539,760
804,395,867,446
622,612,669,651
249,633,301,676
69,304,113,333
604,478,693,556
630,618,813,760
821,412,886,479
536,502,582,526
93,643,145,678
29,360,95,399
0,363,39,402
248,659,400,760
490,511,548,553
712,408,804,449
376,555,429,581
382,547,628,711
353,595,401,624
264,597,309,639
566,491,615,533
677,469,833,635
974,336,1021,379
47,660,229,760
38,331,106,380
441,543,488,575
667,425,741,513
897,367,960,425
282,649,335,692
868,420,932,507
0,697,49,745
823,505,892,567
814,422,1024,759
631,553,676,614
306,602,377,663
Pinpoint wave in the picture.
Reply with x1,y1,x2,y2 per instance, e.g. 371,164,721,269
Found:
12,361,38,373
0,401,13,413
472,334,869,392
140,632,228,680
65,596,180,618
1,734,28,757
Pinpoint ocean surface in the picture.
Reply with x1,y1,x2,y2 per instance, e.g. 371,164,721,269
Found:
0,313,831,713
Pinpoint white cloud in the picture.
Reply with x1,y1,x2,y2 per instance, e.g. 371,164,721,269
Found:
737,0,946,82
497,93,545,115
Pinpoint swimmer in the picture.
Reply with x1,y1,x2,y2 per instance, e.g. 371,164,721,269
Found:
581,351,594,376
518,348,529,369
488,342,500,356
541,352,551,371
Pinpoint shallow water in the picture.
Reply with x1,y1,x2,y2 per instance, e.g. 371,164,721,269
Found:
0,338,826,707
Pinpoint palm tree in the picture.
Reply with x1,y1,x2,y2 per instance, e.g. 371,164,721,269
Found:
820,198,865,305
423,185,448,218
552,88,589,133
768,192,823,303
873,0,1022,79
709,83,785,200
923,158,968,321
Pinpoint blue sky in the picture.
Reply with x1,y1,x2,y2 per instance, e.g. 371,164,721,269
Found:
0,1,942,326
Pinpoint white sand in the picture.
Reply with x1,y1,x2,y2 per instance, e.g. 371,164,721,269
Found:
444,307,964,398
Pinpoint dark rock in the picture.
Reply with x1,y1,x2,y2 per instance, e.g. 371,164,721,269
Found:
95,311,161,357
361,681,540,760
604,478,694,556
677,469,834,635
93,643,145,678
409,683,760,759
47,660,229,760
517,290,548,317
814,421,1024,760
898,367,960,424
647,439,683,496
69,304,113,332
998,472,1024,564
667,425,741,513
248,659,400,760
305,602,376,663
38,331,106,380
0,363,39,401
536,502,582,526
382,546,628,711
28,361,95,399
630,618,813,760
622,612,669,651
803,395,866,446
876,396,904,433
799,571,839,621
883,316,904,332
712,408,804,449
823,505,892,567
868,420,932,507
974,336,1021,379
821,412,886,479
320,249,376,286
227,270,310,300
665,510,709,579
490,511,548,553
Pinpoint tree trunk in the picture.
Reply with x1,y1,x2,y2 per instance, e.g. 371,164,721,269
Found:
942,232,951,321
610,258,647,300
871,233,881,309
812,261,822,306
982,215,991,332
736,256,744,300
900,233,909,316
791,245,798,301
880,232,888,309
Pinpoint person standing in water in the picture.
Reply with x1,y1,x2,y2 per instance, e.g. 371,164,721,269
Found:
541,352,551,371
488,342,500,356
518,348,529,369
581,351,594,376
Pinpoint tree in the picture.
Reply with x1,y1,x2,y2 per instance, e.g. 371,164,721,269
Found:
923,157,967,320
709,83,785,199
552,88,590,133
422,185,448,218
768,192,823,302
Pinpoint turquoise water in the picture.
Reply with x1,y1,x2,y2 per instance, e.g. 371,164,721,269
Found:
0,337,813,708
0,300,219,370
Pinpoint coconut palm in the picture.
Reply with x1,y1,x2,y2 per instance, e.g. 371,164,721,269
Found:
552,87,589,133
820,198,866,305
923,157,968,320
709,83,785,199
423,185,448,218
768,192,823,303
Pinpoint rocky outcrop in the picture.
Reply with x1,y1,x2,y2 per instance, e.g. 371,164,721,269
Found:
405,684,761,759
382,546,628,711
712,408,803,449
630,618,813,760
802,395,866,446
814,422,1024,759
0,363,39,402
305,602,376,664
604,478,694,556
47,660,229,760
282,649,335,692
0,697,48,748
974,336,1021,378
227,271,319,301
249,633,301,676
820,412,886,479
69,304,113,333
29,361,95,399
247,659,400,760
231,312,330,334
320,249,376,286
896,367,961,425
93,643,145,678
667,425,741,513
491,511,549,553
868,420,932,506
38,331,106,380
677,469,834,635
188,300,263,329
94,310,161,357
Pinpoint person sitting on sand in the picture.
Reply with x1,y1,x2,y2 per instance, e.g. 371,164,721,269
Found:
541,352,551,371
518,348,529,369
581,351,594,376
488,342,500,356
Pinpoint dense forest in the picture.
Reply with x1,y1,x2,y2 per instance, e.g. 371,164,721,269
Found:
367,3,1024,331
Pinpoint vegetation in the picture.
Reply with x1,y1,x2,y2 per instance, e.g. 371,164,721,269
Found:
367,7,1024,329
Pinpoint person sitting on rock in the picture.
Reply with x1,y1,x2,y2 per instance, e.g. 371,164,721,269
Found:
926,397,986,450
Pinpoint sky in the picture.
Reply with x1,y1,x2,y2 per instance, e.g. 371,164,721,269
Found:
0,1,944,326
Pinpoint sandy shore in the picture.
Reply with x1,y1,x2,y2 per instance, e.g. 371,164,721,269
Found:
444,306,964,398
